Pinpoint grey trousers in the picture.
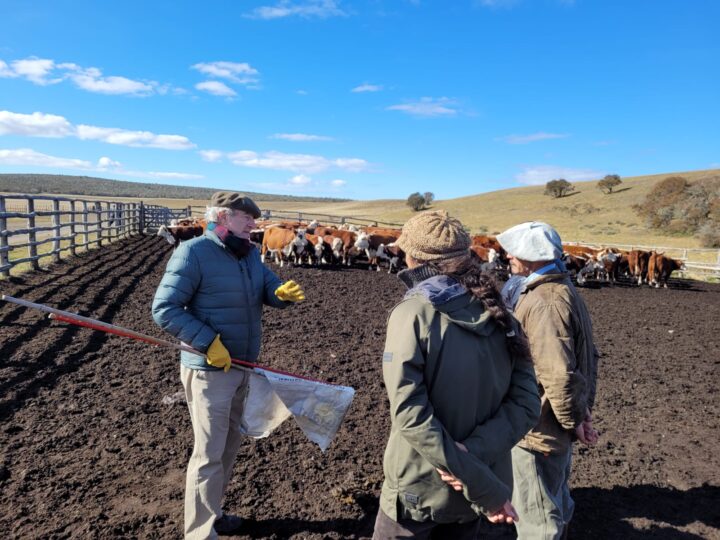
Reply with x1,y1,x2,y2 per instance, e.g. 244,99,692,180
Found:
511,446,574,540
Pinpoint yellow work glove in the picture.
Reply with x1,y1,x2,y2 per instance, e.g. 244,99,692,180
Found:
206,335,231,372
275,280,305,303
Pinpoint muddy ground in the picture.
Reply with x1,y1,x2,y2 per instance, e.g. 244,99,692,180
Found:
0,235,718,539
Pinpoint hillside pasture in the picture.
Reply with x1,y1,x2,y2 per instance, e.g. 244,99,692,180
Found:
0,236,718,538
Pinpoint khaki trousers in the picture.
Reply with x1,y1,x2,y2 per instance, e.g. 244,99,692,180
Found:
181,365,249,540
511,446,574,540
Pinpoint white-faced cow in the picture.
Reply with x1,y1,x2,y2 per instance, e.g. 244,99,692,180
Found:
157,217,207,248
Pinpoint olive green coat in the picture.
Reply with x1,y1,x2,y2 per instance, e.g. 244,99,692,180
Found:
379,275,540,524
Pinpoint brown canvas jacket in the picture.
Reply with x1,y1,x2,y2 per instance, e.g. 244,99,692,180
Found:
513,272,599,455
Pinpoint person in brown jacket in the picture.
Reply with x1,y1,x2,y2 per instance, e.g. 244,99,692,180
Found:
497,222,599,540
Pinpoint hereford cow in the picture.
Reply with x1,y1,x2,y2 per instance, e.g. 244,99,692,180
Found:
647,253,685,288
628,249,651,286
366,231,402,271
305,233,333,265
157,218,207,248
261,226,298,266
322,229,369,266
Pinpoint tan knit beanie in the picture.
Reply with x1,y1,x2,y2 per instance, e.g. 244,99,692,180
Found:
396,210,471,261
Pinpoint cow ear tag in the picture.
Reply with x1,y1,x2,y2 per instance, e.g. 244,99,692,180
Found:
383,352,393,362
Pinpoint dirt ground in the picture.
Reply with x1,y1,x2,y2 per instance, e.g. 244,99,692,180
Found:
0,235,718,539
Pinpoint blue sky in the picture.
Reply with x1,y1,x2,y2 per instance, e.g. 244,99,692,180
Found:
0,0,718,200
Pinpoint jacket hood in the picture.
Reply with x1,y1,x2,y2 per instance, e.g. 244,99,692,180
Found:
405,274,495,337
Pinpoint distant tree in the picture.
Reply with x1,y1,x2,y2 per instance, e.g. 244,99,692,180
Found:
544,179,575,198
423,192,435,206
598,174,622,194
407,192,426,211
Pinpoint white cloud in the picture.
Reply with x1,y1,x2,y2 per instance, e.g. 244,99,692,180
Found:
0,109,195,150
0,60,14,78
271,133,333,141
227,149,369,174
0,148,93,169
331,179,346,186
195,80,237,97
245,0,347,19
289,174,312,185
9,57,60,85
76,125,195,150
0,56,161,96
192,61,259,85
386,97,459,117
515,165,604,186
0,110,73,137
97,156,122,170
296,89,309,95
199,149,224,162
498,132,569,144
64,67,154,96
352,83,383,93
0,147,203,180
333,158,367,172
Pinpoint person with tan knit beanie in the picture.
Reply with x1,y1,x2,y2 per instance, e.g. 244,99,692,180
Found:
373,210,540,539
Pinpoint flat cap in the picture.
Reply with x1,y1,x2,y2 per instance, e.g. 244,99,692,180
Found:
210,191,261,219
497,221,563,262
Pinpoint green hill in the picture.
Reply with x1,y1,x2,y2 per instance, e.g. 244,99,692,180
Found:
0,174,350,203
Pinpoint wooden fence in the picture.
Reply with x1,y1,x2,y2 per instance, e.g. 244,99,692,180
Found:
0,194,190,278
189,206,403,228
3,194,718,280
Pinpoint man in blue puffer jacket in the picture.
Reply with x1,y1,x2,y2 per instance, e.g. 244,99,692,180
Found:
152,192,305,539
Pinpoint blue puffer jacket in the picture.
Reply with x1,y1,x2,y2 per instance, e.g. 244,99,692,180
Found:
152,230,289,370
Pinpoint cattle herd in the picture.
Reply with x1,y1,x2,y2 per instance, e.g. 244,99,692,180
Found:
158,217,686,288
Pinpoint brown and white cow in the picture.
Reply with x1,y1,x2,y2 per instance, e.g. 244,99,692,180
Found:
366,231,402,271
261,226,298,266
157,217,207,248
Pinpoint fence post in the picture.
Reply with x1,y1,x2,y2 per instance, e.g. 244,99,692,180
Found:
70,200,77,257
27,197,39,270
82,201,89,249
139,201,146,234
51,198,61,263
96,202,103,248
0,196,8,278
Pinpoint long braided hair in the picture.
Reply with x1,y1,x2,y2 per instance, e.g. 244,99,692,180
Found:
426,252,532,363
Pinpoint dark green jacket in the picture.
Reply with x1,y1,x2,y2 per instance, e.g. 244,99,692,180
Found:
380,272,540,523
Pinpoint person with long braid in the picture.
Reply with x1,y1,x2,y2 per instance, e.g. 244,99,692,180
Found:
373,210,541,539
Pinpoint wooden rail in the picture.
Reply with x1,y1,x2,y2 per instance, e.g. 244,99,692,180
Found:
189,205,402,228
0,194,189,278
